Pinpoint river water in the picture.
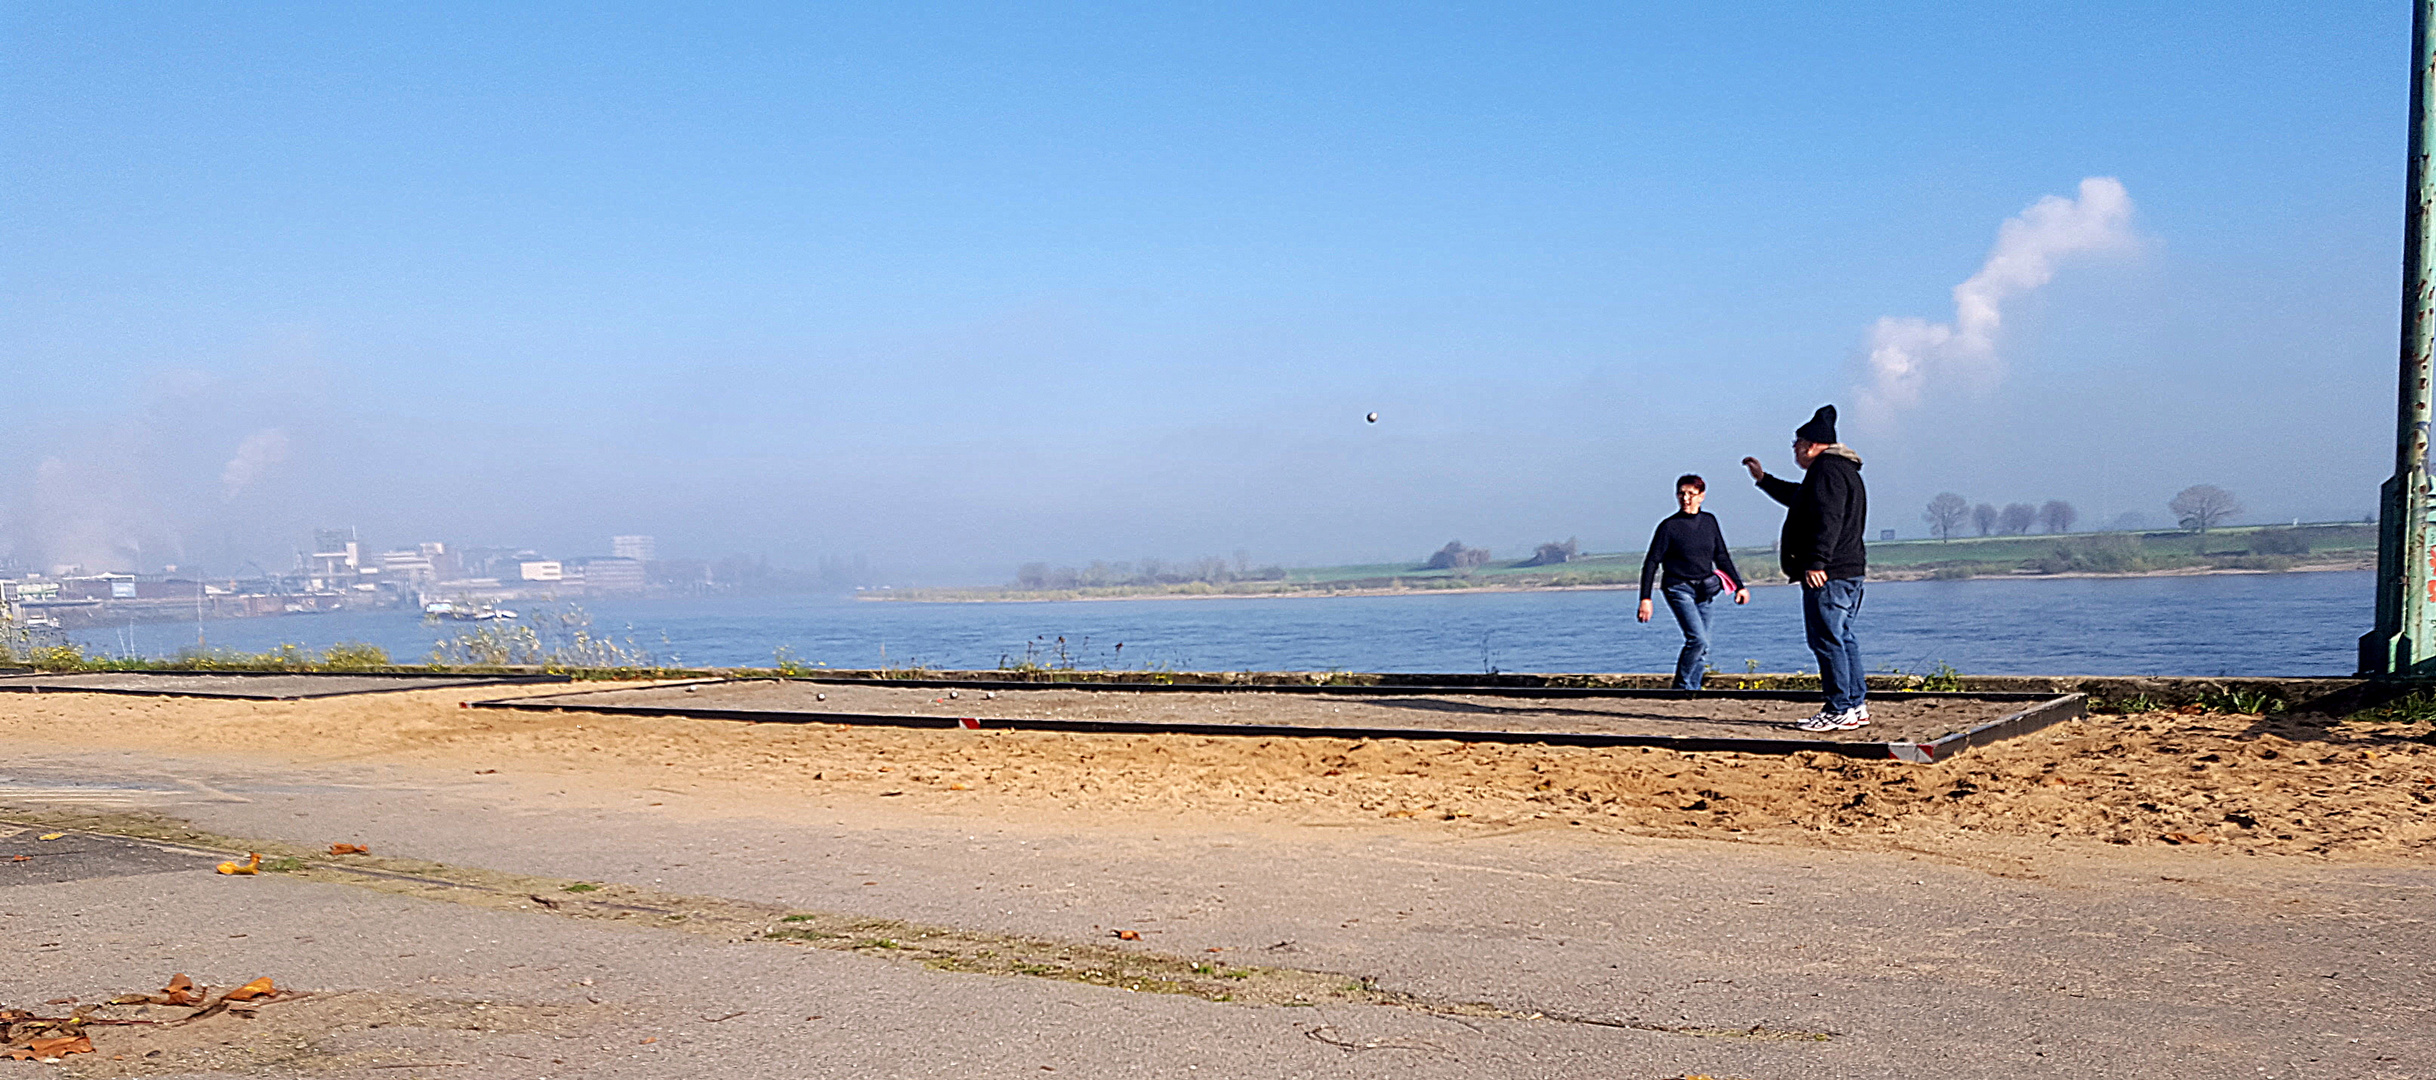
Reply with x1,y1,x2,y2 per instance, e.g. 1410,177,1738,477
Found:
72,570,2370,678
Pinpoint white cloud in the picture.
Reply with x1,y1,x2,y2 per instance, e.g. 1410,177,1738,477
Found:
1860,177,2139,417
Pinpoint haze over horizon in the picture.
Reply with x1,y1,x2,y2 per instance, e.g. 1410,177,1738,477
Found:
2,3,2407,586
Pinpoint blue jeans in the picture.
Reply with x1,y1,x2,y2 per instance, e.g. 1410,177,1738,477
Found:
1802,577,1866,712
1662,578,1720,691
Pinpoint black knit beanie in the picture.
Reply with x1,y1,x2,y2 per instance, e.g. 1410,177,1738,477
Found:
1795,404,1837,445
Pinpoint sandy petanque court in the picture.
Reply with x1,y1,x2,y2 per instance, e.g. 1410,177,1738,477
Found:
492,678,2043,742
0,679,2429,858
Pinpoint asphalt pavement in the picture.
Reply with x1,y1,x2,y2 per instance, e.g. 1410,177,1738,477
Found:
2,751,2429,1079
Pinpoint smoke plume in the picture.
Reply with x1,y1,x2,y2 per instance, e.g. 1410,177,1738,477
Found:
220,428,291,499
1859,177,2137,417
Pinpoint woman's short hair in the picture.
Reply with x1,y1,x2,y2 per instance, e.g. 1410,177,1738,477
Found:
1676,474,1706,493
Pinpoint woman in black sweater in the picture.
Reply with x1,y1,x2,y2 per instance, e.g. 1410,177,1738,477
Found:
1637,474,1750,690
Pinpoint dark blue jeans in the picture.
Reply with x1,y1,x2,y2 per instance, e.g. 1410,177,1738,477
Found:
1662,578,1721,691
1802,577,1866,712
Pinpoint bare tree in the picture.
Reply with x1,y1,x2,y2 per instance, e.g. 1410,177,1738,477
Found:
1998,503,2037,535
1972,503,1999,536
2038,499,2078,534
2169,485,2242,533
1923,493,1970,541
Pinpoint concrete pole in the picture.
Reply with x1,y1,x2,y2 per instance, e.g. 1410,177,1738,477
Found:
2363,0,2436,676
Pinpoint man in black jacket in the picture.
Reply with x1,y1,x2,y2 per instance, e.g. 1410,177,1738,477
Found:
1741,404,1869,732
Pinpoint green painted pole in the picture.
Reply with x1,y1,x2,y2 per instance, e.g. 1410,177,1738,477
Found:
2363,0,2436,677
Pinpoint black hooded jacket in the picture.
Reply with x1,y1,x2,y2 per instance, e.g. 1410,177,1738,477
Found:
1756,446,1867,581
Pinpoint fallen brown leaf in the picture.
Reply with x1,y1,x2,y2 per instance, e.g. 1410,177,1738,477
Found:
223,977,276,1002
1112,930,1140,941
329,844,369,856
8,1034,93,1060
216,853,262,876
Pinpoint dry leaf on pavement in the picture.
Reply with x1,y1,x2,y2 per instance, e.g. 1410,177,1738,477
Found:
113,973,201,1007
222,978,277,1002
5,1034,93,1061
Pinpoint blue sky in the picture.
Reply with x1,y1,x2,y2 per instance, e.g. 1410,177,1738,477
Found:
0,2,2408,580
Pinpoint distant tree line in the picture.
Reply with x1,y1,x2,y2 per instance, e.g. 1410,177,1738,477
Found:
1920,495,2078,540
1424,541,1493,570
1521,538,1579,567
1015,554,1286,590
1419,538,1576,571
1921,484,2245,541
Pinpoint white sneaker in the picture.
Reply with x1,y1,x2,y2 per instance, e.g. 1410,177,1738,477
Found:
1795,707,1870,733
